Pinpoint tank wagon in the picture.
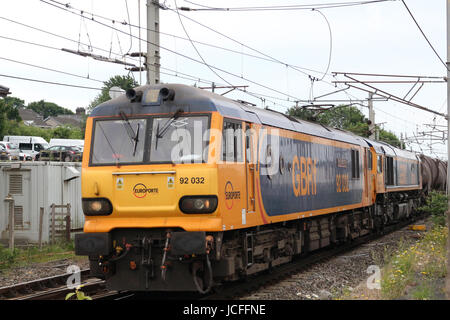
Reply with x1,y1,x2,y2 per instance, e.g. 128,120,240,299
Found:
75,84,443,292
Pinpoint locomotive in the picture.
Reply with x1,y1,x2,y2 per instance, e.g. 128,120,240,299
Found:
75,83,445,293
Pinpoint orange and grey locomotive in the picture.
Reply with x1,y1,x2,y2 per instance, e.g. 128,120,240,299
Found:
75,84,439,292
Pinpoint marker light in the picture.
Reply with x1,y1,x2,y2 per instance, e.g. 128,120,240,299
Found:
82,198,113,216
179,196,218,214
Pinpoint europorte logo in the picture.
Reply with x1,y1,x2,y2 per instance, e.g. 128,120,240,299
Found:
132,183,159,198
225,181,240,210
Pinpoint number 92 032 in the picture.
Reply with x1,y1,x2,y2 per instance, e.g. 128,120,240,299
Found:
179,177,205,184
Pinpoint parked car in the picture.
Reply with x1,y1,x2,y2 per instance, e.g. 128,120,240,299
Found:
49,139,84,152
0,145,8,160
0,141,21,160
3,136,49,160
36,145,83,162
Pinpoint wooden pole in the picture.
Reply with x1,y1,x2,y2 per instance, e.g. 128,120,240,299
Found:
51,204,55,245
8,198,14,250
66,203,71,242
38,207,44,249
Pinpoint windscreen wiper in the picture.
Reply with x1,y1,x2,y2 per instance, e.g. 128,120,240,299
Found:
119,111,140,155
132,123,140,156
156,109,183,139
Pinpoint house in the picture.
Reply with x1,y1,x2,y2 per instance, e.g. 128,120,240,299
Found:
18,108,50,128
44,108,86,129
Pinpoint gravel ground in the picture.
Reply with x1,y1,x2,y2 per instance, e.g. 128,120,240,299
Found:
0,220,431,297
0,256,89,288
239,219,429,300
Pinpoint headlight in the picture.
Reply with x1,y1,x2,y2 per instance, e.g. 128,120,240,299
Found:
179,196,218,214
82,198,113,216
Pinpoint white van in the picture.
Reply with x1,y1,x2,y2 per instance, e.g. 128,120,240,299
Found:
3,136,50,160
49,139,85,151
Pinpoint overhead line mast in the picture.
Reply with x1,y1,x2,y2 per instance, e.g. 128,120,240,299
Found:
147,0,160,85
447,0,450,203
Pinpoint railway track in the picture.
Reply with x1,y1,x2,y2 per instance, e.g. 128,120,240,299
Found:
204,215,428,300
98,213,428,300
0,213,427,300
0,269,106,300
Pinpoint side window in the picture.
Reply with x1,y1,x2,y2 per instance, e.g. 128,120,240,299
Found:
367,150,372,170
351,149,360,179
19,143,32,150
245,124,252,163
221,120,243,162
34,144,43,152
385,157,394,185
377,156,383,173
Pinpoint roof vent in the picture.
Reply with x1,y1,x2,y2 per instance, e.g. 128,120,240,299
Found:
125,88,143,102
160,87,175,101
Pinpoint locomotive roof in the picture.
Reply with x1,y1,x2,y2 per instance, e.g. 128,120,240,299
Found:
364,138,419,161
90,83,369,147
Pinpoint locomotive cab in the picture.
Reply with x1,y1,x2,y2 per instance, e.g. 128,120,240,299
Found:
75,84,264,292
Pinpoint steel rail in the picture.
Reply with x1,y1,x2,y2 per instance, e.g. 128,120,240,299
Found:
0,269,103,300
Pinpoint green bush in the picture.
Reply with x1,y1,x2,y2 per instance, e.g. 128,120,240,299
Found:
419,191,448,226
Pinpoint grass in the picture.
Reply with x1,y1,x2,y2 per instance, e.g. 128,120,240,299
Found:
378,191,449,299
0,241,80,272
380,224,448,299
410,282,435,300
419,191,448,227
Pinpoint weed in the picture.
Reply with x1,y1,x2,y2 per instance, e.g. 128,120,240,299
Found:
65,285,92,300
419,191,448,227
0,241,79,271
411,281,434,300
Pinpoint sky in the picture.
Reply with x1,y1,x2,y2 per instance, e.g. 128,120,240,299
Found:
0,0,448,158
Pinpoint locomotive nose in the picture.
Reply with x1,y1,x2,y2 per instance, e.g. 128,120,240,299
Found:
111,171,178,216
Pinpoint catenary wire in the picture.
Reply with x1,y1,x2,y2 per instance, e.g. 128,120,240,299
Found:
40,0,306,102
182,0,394,11
46,0,333,80
401,0,449,72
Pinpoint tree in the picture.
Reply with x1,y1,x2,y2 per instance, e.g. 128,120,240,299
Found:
3,96,25,109
287,104,403,148
27,100,74,118
378,129,402,148
0,97,22,138
88,75,138,112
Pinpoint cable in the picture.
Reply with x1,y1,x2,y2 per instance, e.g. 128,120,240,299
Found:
0,16,135,64
40,0,305,102
0,56,104,83
0,31,224,88
401,0,449,72
1,4,351,112
313,9,332,81
39,0,378,110
166,7,320,79
167,4,365,103
174,0,235,89
45,0,333,79
124,0,133,54
181,0,394,11
0,34,61,52
0,73,106,91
